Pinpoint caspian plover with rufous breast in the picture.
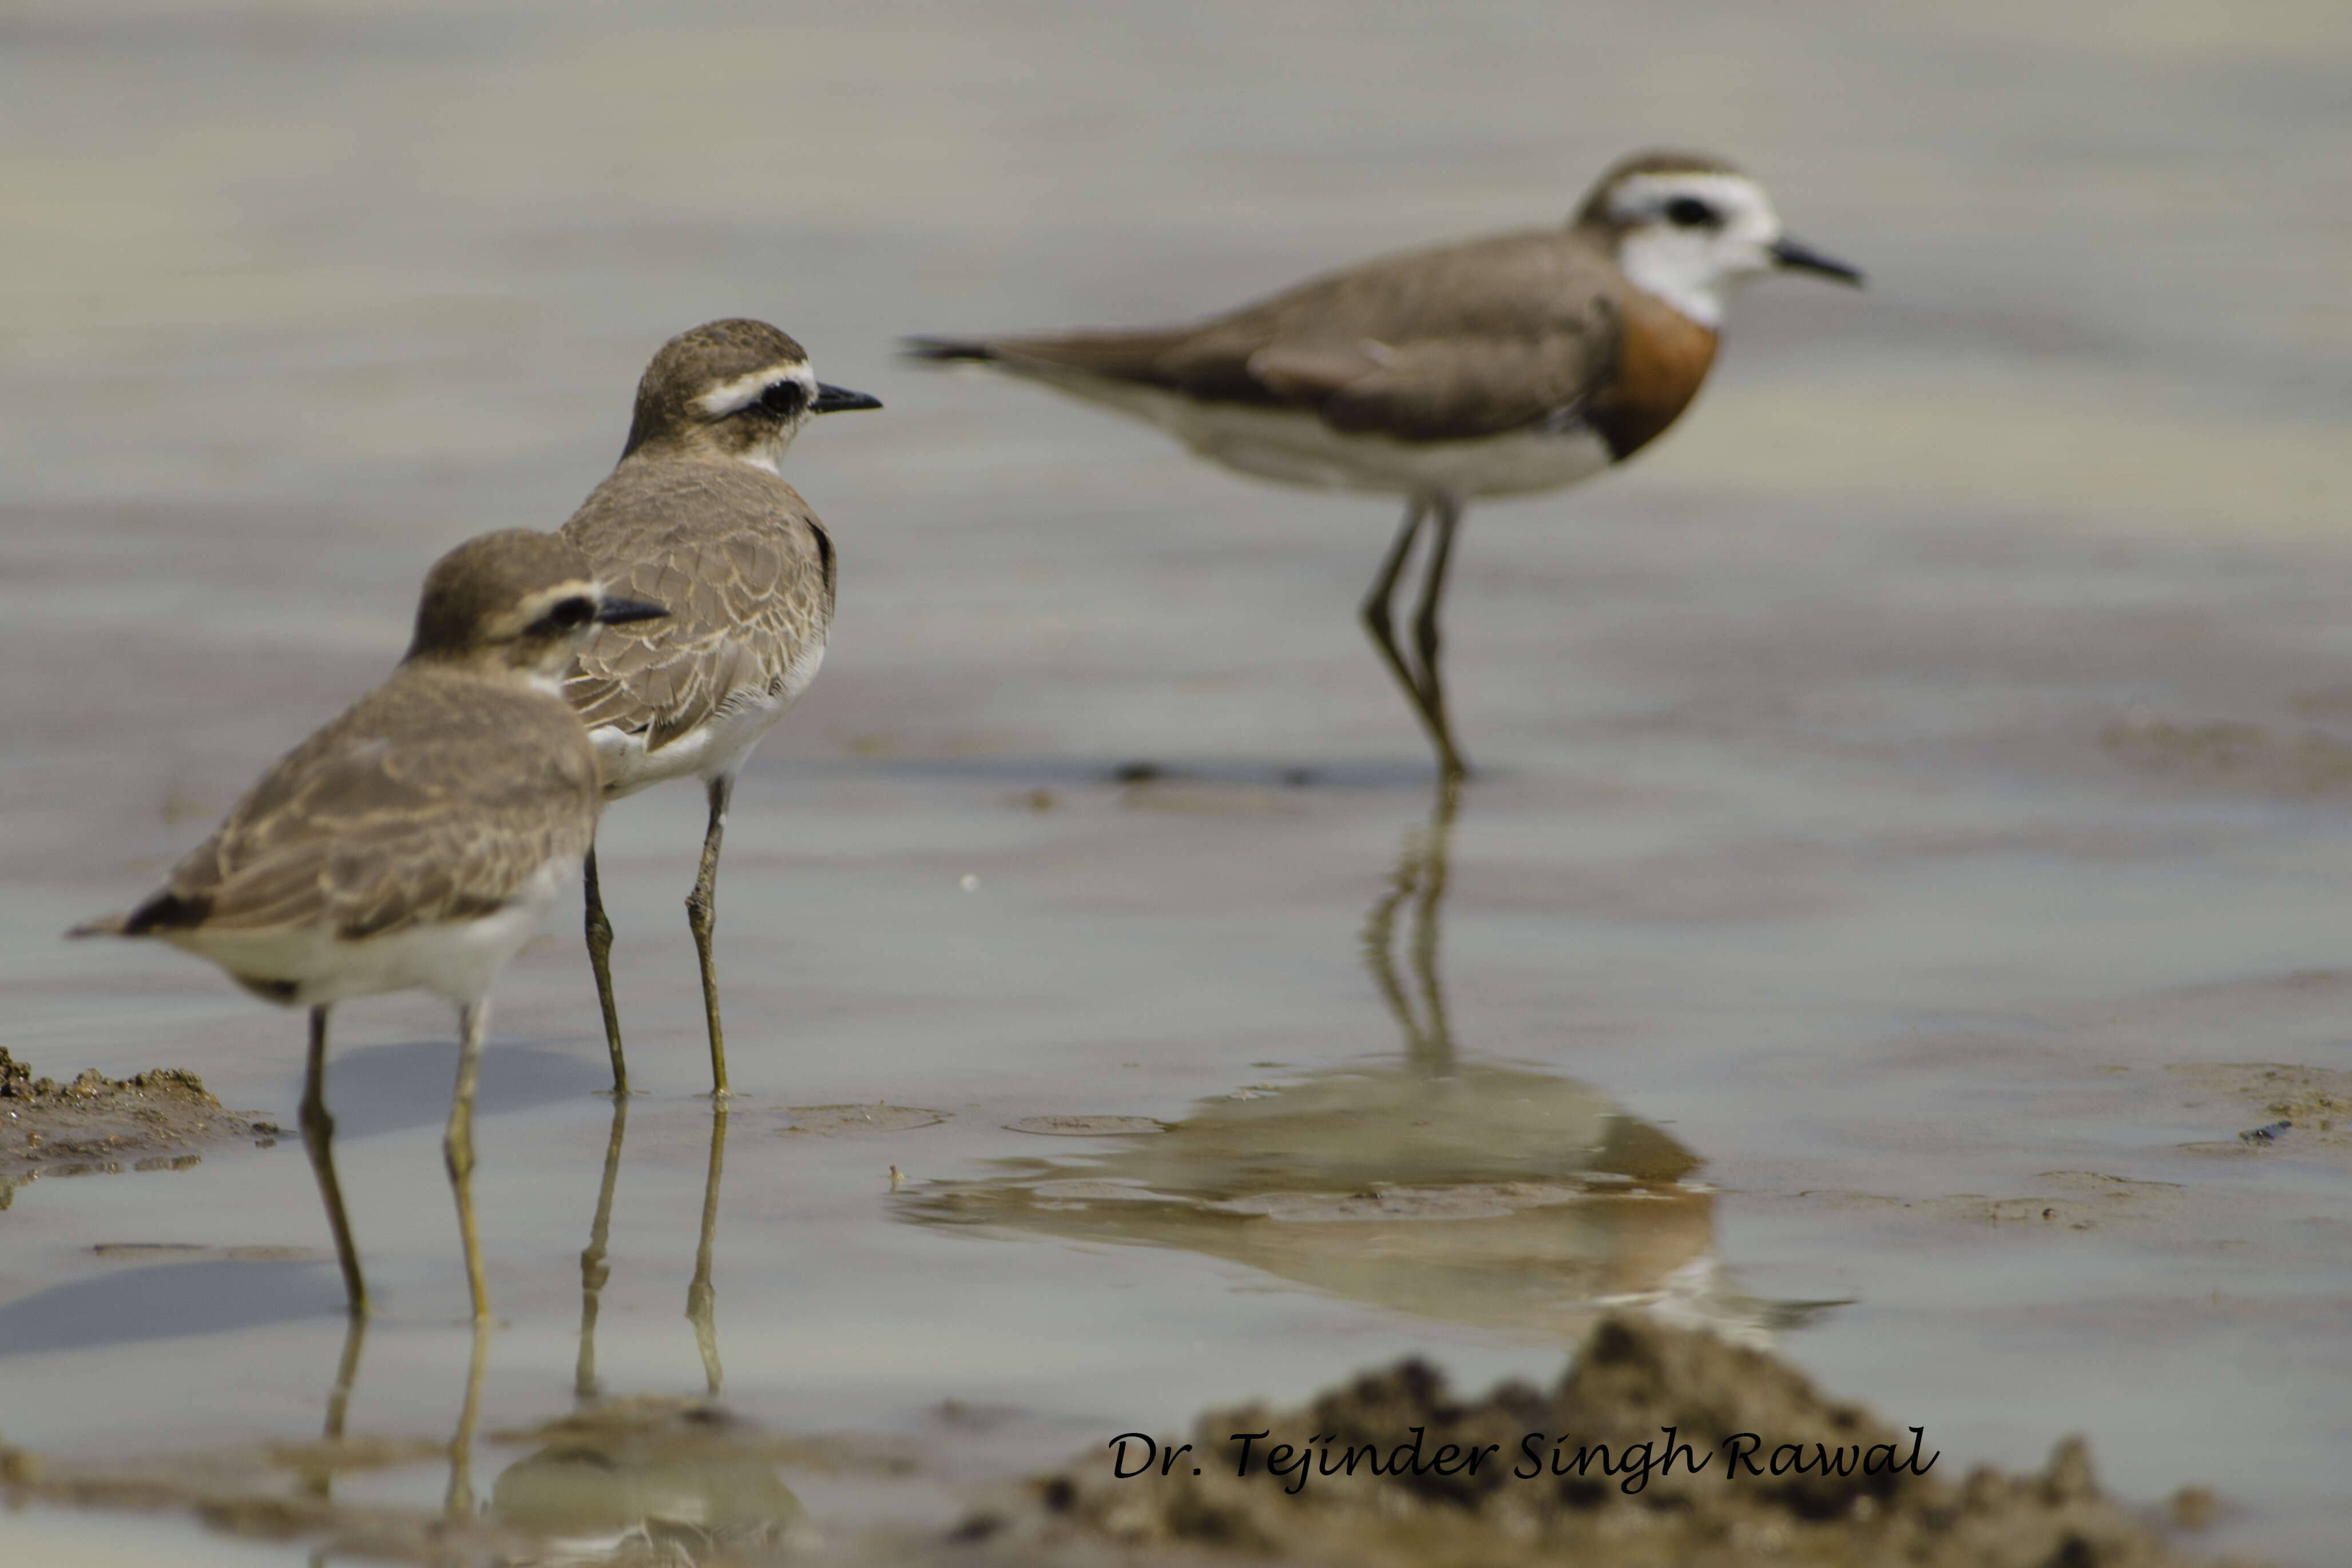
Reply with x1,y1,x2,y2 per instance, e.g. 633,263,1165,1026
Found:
909,149,1861,782
72,530,665,1320
559,319,881,1098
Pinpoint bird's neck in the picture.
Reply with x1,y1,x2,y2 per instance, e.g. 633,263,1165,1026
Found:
621,427,792,477
399,647,572,697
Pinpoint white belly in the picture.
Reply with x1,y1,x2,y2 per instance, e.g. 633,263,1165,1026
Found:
1029,371,1614,500
590,642,824,801
165,860,568,1008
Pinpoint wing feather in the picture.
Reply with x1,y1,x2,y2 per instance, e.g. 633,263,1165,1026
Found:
561,463,833,751
975,230,1628,443
132,673,601,940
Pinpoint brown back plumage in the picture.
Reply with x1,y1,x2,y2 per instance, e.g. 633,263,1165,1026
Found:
81,531,610,943
108,667,601,940
905,148,1763,458
561,459,834,750
564,320,838,755
913,230,1633,446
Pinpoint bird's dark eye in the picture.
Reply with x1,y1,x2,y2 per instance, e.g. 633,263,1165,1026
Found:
542,596,594,631
758,379,808,417
1664,196,1719,229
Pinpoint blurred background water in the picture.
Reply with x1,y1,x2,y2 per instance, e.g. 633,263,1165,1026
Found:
3,1,2350,1562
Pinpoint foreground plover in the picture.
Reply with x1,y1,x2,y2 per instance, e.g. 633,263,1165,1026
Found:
73,531,665,1319
910,149,1860,780
561,319,881,1096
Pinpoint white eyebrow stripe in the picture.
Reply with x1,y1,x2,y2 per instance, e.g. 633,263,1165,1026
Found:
1608,172,1764,224
695,363,815,418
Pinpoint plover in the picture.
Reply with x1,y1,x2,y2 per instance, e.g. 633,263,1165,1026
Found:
561,319,881,1097
909,149,1860,779
72,530,665,1319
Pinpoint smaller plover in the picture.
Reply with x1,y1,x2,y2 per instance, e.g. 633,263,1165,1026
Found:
562,319,881,1097
72,530,665,1320
910,149,1860,780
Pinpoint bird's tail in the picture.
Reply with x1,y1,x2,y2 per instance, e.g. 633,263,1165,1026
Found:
69,889,207,939
67,912,132,939
899,335,1002,364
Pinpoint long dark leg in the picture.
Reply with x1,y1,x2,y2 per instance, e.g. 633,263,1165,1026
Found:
583,843,627,1095
1406,497,1469,782
574,1093,628,1402
1360,498,1429,737
685,775,735,1098
299,1006,368,1317
687,1104,729,1395
445,1000,491,1323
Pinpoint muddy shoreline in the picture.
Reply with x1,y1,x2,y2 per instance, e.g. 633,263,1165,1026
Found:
0,1315,2244,1567
1,1047,277,1209
984,1315,2241,1568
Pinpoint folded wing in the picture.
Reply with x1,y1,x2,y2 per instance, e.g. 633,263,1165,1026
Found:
562,465,834,752
127,681,600,940
918,230,1625,444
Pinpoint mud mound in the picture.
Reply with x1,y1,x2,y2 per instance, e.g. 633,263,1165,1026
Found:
987,1315,2235,1567
1,1046,275,1204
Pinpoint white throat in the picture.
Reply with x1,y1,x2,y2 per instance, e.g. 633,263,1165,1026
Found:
1605,171,1782,331
1615,232,1728,328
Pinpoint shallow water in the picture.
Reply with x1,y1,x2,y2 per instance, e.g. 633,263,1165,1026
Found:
5,0,2352,1562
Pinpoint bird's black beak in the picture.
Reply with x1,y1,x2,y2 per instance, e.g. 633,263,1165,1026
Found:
812,383,884,414
1769,237,1864,286
594,596,669,625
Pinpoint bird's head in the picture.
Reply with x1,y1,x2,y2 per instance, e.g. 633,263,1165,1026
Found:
1576,150,1862,328
621,317,882,472
404,530,666,684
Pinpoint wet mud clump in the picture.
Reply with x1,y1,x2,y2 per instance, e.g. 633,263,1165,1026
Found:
987,1315,2237,1567
0,1046,275,1205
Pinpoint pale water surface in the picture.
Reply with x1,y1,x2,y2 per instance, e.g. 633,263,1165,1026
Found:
3,1,2351,1562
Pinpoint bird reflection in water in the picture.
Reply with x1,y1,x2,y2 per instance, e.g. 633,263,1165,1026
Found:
902,785,1831,1344
576,1099,728,1402
293,1308,492,1568
295,1105,808,1563
490,1400,816,1566
491,1101,817,1563
1363,781,1461,1070
298,1316,368,1503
